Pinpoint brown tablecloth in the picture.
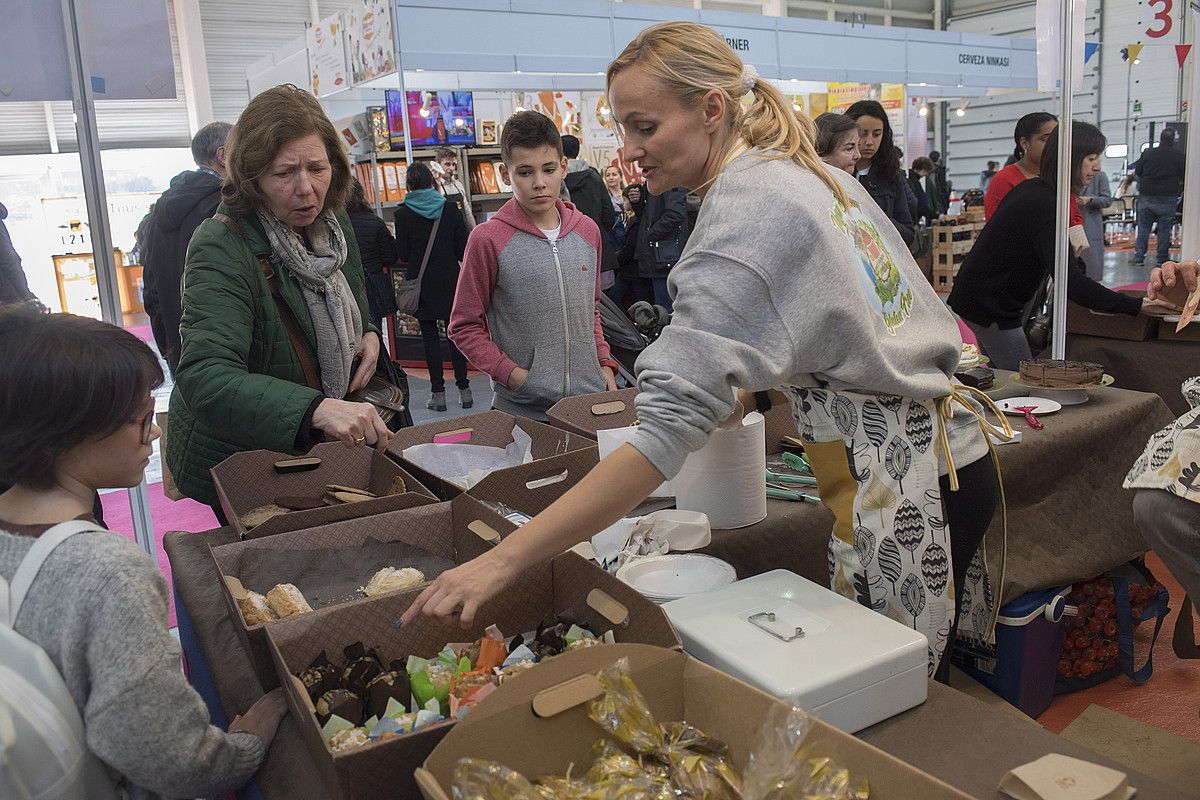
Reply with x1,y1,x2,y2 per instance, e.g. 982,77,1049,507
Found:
702,383,1175,606
1067,333,1197,417
165,530,1186,799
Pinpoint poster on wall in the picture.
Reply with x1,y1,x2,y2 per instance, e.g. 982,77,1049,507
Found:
306,13,349,97
347,0,396,86
826,82,872,113
517,92,582,135
584,92,618,145
881,83,905,145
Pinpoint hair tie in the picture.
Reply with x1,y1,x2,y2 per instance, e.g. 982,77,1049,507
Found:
740,64,759,95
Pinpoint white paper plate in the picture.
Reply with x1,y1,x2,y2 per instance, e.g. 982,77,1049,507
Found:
997,397,1062,415
616,555,737,602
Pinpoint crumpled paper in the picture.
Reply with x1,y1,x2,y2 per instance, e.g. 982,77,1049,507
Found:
403,426,533,489
591,510,711,572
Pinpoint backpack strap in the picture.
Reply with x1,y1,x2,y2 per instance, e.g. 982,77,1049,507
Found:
213,211,322,392
0,521,104,627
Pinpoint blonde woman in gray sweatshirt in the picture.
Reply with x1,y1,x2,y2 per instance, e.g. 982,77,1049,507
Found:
402,22,1012,681
0,306,286,798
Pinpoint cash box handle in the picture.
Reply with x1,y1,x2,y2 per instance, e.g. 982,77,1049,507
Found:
747,611,805,643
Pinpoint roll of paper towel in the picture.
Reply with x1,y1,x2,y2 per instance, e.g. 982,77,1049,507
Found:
675,411,766,529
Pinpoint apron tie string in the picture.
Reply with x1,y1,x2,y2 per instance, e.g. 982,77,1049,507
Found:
936,384,1014,642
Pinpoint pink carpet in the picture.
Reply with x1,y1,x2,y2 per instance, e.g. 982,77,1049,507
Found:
100,482,220,627
125,324,155,344
1116,281,1149,292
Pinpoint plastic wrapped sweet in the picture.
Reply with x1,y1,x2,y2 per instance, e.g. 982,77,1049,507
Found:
452,658,869,800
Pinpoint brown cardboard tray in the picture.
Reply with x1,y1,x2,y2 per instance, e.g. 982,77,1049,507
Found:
415,643,971,800
1156,319,1200,342
265,547,681,799
385,409,597,500
211,494,500,689
1066,291,1157,341
468,447,599,517
545,388,639,438
212,441,436,539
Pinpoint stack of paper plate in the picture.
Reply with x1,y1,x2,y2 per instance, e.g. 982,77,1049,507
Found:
958,343,983,370
615,554,737,604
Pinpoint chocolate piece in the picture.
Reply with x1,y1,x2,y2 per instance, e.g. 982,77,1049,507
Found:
315,688,363,726
328,727,369,752
325,484,376,497
1019,358,1105,388
298,650,339,701
273,495,327,511
365,670,411,719
341,643,384,694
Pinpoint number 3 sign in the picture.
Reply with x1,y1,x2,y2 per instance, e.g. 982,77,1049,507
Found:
1147,0,1173,39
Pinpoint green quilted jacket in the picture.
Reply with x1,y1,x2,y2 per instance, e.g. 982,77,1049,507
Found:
165,204,376,507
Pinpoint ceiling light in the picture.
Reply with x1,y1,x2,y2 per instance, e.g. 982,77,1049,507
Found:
955,107,965,117
918,105,929,117
514,106,527,113
1134,57,1141,65
792,103,801,112
454,118,464,127
418,108,429,118
599,106,611,116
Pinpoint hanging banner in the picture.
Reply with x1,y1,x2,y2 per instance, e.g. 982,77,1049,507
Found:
1035,0,1085,92
1126,43,1145,63
306,13,349,97
516,91,582,135
1084,42,1100,63
1177,44,1193,68
347,0,396,86
881,83,906,140
1183,6,1200,261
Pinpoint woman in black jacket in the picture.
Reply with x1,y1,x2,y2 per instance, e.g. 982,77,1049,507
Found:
346,180,399,333
948,122,1164,370
846,100,915,247
394,162,470,412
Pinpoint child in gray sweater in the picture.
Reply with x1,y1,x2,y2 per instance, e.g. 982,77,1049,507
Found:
0,305,285,798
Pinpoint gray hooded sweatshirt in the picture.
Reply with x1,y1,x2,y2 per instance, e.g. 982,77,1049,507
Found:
630,151,988,479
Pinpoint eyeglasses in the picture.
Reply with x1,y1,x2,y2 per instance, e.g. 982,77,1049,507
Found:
136,410,155,445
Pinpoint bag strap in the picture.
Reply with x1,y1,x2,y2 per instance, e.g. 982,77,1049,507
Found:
1,520,104,626
214,212,322,393
1115,580,1170,684
412,213,442,284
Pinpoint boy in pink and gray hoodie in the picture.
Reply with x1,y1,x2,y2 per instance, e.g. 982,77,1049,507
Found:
449,111,620,420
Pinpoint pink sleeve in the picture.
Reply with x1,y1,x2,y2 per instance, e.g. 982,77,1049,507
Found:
447,229,520,386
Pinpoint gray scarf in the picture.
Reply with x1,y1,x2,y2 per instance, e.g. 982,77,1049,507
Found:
258,209,362,399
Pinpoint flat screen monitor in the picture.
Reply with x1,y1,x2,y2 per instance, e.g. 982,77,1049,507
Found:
384,90,475,148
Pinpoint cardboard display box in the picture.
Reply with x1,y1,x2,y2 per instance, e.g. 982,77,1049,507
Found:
415,644,971,800
1066,292,1157,341
386,410,597,500
546,388,639,438
468,447,599,518
212,442,436,539
1157,320,1200,342
211,494,500,688
265,550,681,799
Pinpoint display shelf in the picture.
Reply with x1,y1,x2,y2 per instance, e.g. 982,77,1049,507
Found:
472,192,512,201
466,146,502,157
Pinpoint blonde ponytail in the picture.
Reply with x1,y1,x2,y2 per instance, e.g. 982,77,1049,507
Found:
607,21,849,208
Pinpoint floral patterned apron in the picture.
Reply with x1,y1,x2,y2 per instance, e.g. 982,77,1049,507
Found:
782,385,1012,676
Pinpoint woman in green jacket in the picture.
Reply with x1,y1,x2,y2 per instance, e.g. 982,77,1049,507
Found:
167,85,390,515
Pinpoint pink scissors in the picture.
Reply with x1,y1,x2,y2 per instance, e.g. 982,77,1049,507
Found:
1012,405,1044,430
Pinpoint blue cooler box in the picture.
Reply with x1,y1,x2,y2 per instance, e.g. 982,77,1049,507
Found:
954,586,1071,717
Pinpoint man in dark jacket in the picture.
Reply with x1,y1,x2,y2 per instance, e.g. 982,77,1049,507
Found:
0,202,36,307
928,150,951,215
561,135,616,277
1132,128,1187,266
629,185,688,313
907,156,936,225
141,121,231,374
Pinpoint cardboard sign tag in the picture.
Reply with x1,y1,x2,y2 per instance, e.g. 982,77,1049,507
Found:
273,456,321,474
1176,286,1200,332
586,588,629,627
999,754,1134,800
590,400,628,417
531,674,603,718
433,428,473,444
467,519,502,545
526,469,569,490
223,575,249,600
